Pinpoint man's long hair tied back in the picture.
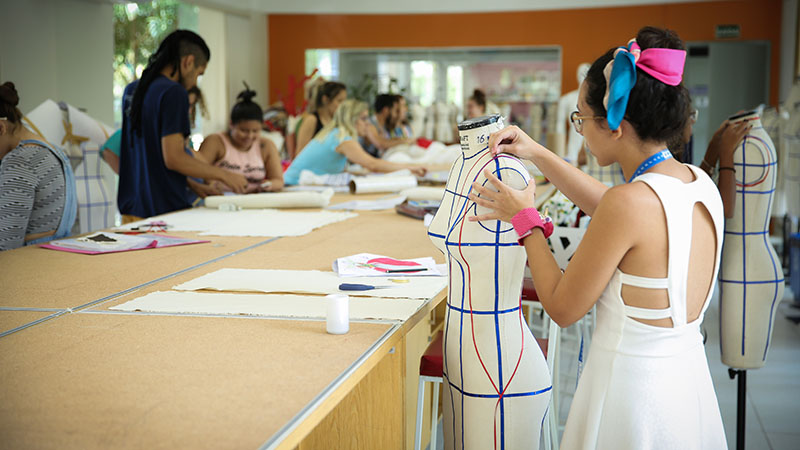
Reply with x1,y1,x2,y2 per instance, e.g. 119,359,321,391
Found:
128,30,210,135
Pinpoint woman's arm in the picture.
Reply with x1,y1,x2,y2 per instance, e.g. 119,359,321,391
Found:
468,169,636,327
102,149,120,174
187,178,222,198
294,113,318,157
195,134,224,165
261,138,284,191
489,125,608,215
162,133,248,193
0,154,36,250
365,123,414,152
336,139,426,177
704,120,751,218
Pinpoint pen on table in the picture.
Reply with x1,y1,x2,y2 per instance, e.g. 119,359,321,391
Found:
338,283,392,291
384,268,426,273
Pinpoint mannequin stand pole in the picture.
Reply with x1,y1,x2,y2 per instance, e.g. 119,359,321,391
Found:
728,368,747,450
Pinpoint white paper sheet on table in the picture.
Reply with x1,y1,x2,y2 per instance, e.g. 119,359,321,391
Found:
173,268,447,299
116,208,357,237
327,196,406,211
111,291,424,321
333,253,443,277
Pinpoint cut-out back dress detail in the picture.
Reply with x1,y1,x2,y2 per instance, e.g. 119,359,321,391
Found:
560,165,728,449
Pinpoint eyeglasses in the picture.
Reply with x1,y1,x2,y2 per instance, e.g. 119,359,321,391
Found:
570,111,605,134
690,109,699,122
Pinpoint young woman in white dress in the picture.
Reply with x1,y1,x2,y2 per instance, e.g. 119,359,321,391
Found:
468,26,728,449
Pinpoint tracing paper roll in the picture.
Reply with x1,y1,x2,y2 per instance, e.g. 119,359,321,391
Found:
204,188,334,209
349,175,418,194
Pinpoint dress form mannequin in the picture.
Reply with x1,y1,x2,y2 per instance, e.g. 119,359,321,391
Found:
530,103,544,143
555,63,590,164
450,102,461,131
720,112,785,369
24,99,117,233
409,103,426,139
782,82,800,218
760,106,784,216
435,101,455,143
428,114,551,449
74,143,118,233
425,104,436,140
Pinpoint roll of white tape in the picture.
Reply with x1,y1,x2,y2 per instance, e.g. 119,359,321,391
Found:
326,294,350,334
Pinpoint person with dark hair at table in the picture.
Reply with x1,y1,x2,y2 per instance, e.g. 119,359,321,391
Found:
390,94,413,139
196,86,283,193
118,29,247,222
362,93,413,157
466,88,488,119
294,81,347,157
102,86,206,174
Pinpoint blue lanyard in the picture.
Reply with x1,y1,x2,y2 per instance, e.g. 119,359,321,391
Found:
627,149,673,183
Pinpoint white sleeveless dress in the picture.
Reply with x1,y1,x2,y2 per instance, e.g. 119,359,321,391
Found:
560,165,728,450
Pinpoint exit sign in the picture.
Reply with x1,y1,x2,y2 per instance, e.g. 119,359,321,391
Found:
716,24,741,39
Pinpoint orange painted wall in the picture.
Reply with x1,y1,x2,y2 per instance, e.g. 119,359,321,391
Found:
268,0,782,107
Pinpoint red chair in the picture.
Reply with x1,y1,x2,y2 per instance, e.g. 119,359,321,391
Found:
415,330,443,450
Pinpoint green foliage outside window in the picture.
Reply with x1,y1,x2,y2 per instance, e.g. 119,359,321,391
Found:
112,0,181,125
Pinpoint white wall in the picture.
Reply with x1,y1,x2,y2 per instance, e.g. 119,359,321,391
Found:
197,6,228,135
195,6,268,134
780,0,798,103
225,12,269,113
0,0,114,125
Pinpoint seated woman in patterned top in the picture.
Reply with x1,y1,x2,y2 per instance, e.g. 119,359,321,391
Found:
0,82,76,251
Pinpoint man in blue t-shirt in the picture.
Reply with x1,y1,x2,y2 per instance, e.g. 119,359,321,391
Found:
118,30,247,220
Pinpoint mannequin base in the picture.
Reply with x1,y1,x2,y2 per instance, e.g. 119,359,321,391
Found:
728,368,747,450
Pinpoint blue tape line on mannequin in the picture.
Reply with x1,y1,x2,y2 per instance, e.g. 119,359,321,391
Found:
441,373,552,399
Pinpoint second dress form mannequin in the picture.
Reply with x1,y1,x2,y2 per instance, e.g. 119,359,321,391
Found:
720,112,785,369
428,114,551,449
782,84,800,219
435,101,455,143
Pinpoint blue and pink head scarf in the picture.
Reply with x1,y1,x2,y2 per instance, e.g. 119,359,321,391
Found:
602,39,687,130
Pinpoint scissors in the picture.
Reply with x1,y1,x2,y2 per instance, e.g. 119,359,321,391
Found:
338,283,392,291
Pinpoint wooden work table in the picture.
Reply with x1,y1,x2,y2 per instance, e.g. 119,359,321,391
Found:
0,192,447,449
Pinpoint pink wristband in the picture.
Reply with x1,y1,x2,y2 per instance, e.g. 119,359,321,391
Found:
511,208,553,243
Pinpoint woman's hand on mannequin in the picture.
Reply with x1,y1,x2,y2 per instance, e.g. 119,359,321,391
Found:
705,119,751,168
488,125,545,161
467,169,537,223
715,120,752,167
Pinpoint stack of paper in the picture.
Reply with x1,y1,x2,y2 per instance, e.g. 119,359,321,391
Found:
334,253,444,277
